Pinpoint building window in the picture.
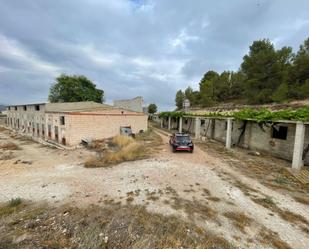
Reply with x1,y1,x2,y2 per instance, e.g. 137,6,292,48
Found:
60,116,65,125
201,119,205,126
23,105,27,111
14,106,17,111
272,126,288,140
35,105,40,111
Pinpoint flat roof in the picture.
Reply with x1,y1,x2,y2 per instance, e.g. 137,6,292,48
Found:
45,101,113,112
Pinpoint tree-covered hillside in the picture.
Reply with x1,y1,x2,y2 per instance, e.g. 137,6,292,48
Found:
175,38,309,109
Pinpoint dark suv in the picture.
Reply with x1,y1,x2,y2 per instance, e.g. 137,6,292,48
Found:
169,133,194,153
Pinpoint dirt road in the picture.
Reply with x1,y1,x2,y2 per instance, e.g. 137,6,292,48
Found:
0,127,308,249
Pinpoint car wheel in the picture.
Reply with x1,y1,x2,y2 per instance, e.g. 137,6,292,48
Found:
172,147,176,153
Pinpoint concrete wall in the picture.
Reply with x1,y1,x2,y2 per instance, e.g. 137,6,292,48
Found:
181,117,195,134
161,116,309,165
0,115,6,126
113,96,143,113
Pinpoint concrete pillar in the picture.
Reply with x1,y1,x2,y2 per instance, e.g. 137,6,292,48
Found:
292,122,305,170
168,116,171,130
160,119,163,128
210,119,215,139
226,118,232,149
179,117,183,133
195,117,201,139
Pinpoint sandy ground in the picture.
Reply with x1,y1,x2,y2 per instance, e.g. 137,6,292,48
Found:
0,127,308,249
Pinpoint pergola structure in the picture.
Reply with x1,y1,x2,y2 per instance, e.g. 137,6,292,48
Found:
162,115,307,171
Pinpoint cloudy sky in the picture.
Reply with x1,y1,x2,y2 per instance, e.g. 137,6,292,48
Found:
0,0,308,110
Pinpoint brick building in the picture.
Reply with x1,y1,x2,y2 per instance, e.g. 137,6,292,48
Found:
6,101,148,146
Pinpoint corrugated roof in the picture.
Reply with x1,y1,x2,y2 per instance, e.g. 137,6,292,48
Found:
45,101,114,112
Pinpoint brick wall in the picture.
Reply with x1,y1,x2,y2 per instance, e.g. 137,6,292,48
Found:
66,112,148,145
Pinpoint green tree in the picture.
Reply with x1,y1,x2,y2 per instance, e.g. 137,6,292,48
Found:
175,90,185,110
290,38,309,99
292,38,309,84
48,74,104,103
147,103,157,114
272,83,289,102
241,39,292,104
199,70,219,106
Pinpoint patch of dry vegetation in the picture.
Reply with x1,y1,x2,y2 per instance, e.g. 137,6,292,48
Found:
85,130,162,168
0,126,8,132
293,196,309,205
251,195,309,233
223,212,252,233
0,202,236,249
196,140,309,195
85,136,146,168
170,197,218,222
258,228,292,249
0,198,23,217
0,142,20,150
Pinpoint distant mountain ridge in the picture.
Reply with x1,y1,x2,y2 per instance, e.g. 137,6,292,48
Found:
0,104,6,112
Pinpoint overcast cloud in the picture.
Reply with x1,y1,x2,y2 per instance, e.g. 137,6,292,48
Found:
0,0,308,110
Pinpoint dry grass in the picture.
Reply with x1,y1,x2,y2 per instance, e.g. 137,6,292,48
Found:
170,197,218,222
87,139,107,150
84,156,105,168
85,140,146,168
0,142,20,150
0,198,23,217
223,212,252,233
259,228,292,249
196,140,309,195
293,196,309,205
0,126,8,132
85,131,161,168
279,210,309,226
252,195,309,231
0,202,236,249
207,196,221,202
112,135,134,148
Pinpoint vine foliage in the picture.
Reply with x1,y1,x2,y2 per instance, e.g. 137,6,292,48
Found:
158,106,309,122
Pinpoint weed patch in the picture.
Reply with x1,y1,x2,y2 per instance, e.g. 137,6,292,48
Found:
293,196,309,205
170,197,218,221
0,142,20,150
223,212,252,233
258,228,292,249
0,202,236,249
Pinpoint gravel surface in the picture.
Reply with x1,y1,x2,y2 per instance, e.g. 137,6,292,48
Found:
0,128,308,249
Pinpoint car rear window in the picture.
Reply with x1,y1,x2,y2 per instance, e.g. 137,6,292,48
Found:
176,135,190,142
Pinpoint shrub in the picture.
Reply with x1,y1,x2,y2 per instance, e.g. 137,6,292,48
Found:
84,156,105,168
9,197,22,207
112,135,133,148
84,142,145,168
